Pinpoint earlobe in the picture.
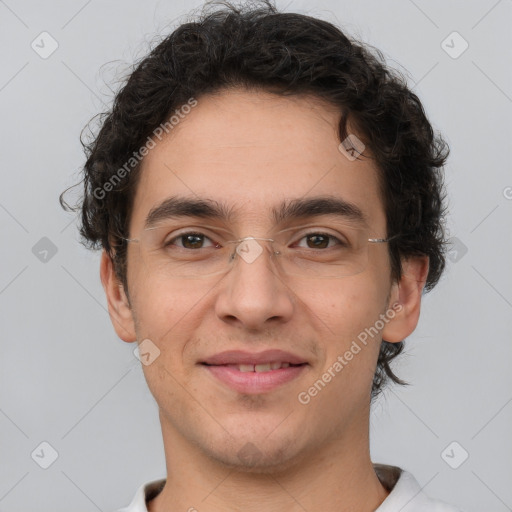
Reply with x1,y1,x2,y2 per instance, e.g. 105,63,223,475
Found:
381,256,429,343
100,250,137,343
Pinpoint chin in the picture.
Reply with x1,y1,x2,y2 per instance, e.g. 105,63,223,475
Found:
204,432,305,474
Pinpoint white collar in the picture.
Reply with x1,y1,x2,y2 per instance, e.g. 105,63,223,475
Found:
117,464,461,511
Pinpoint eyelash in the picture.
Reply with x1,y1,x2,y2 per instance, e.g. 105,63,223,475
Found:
165,231,345,249
166,232,219,249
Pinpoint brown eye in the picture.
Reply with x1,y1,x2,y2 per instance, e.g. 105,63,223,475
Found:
181,234,205,249
304,234,331,249
169,233,216,249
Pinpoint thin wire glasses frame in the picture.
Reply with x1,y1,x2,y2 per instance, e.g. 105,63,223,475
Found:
121,223,399,279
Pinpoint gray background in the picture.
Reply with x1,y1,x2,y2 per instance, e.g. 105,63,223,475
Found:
1,0,511,510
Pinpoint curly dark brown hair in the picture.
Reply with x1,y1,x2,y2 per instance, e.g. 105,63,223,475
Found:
61,0,449,401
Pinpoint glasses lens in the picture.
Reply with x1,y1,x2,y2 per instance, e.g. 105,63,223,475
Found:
133,224,232,278
130,222,372,279
273,224,368,278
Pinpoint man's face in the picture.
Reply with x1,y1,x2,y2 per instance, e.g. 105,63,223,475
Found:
122,89,397,470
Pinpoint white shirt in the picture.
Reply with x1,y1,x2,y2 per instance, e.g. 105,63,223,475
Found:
116,464,463,512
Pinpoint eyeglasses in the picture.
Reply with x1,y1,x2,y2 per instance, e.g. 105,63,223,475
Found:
122,221,397,279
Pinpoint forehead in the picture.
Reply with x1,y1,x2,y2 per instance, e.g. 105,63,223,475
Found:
130,88,385,232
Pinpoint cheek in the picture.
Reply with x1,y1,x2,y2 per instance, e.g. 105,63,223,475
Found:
128,279,193,388
130,278,204,406
294,275,385,339
129,271,209,335
295,276,386,394
129,273,223,384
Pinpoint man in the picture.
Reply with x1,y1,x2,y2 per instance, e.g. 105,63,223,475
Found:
62,1,462,510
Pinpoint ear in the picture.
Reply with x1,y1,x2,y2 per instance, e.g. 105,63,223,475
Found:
381,256,429,343
100,250,137,343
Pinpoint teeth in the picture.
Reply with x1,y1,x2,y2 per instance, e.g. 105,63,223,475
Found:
231,362,295,372
255,363,271,372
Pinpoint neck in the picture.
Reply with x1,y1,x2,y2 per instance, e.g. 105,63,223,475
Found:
148,411,389,512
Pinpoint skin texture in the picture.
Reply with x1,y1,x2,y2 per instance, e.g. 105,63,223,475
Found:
101,88,428,512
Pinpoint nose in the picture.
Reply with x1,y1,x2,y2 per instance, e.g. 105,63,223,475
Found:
214,237,295,330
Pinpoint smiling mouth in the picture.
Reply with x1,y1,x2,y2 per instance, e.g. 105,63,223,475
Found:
201,362,306,372
201,361,308,394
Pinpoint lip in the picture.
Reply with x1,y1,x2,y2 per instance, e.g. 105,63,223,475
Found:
203,364,307,394
201,349,308,366
200,350,309,394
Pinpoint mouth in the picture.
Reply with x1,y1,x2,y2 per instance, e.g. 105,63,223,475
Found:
200,350,309,394
202,361,305,372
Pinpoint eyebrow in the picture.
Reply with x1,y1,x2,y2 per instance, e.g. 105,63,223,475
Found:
144,195,366,229
144,197,235,229
272,197,366,225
